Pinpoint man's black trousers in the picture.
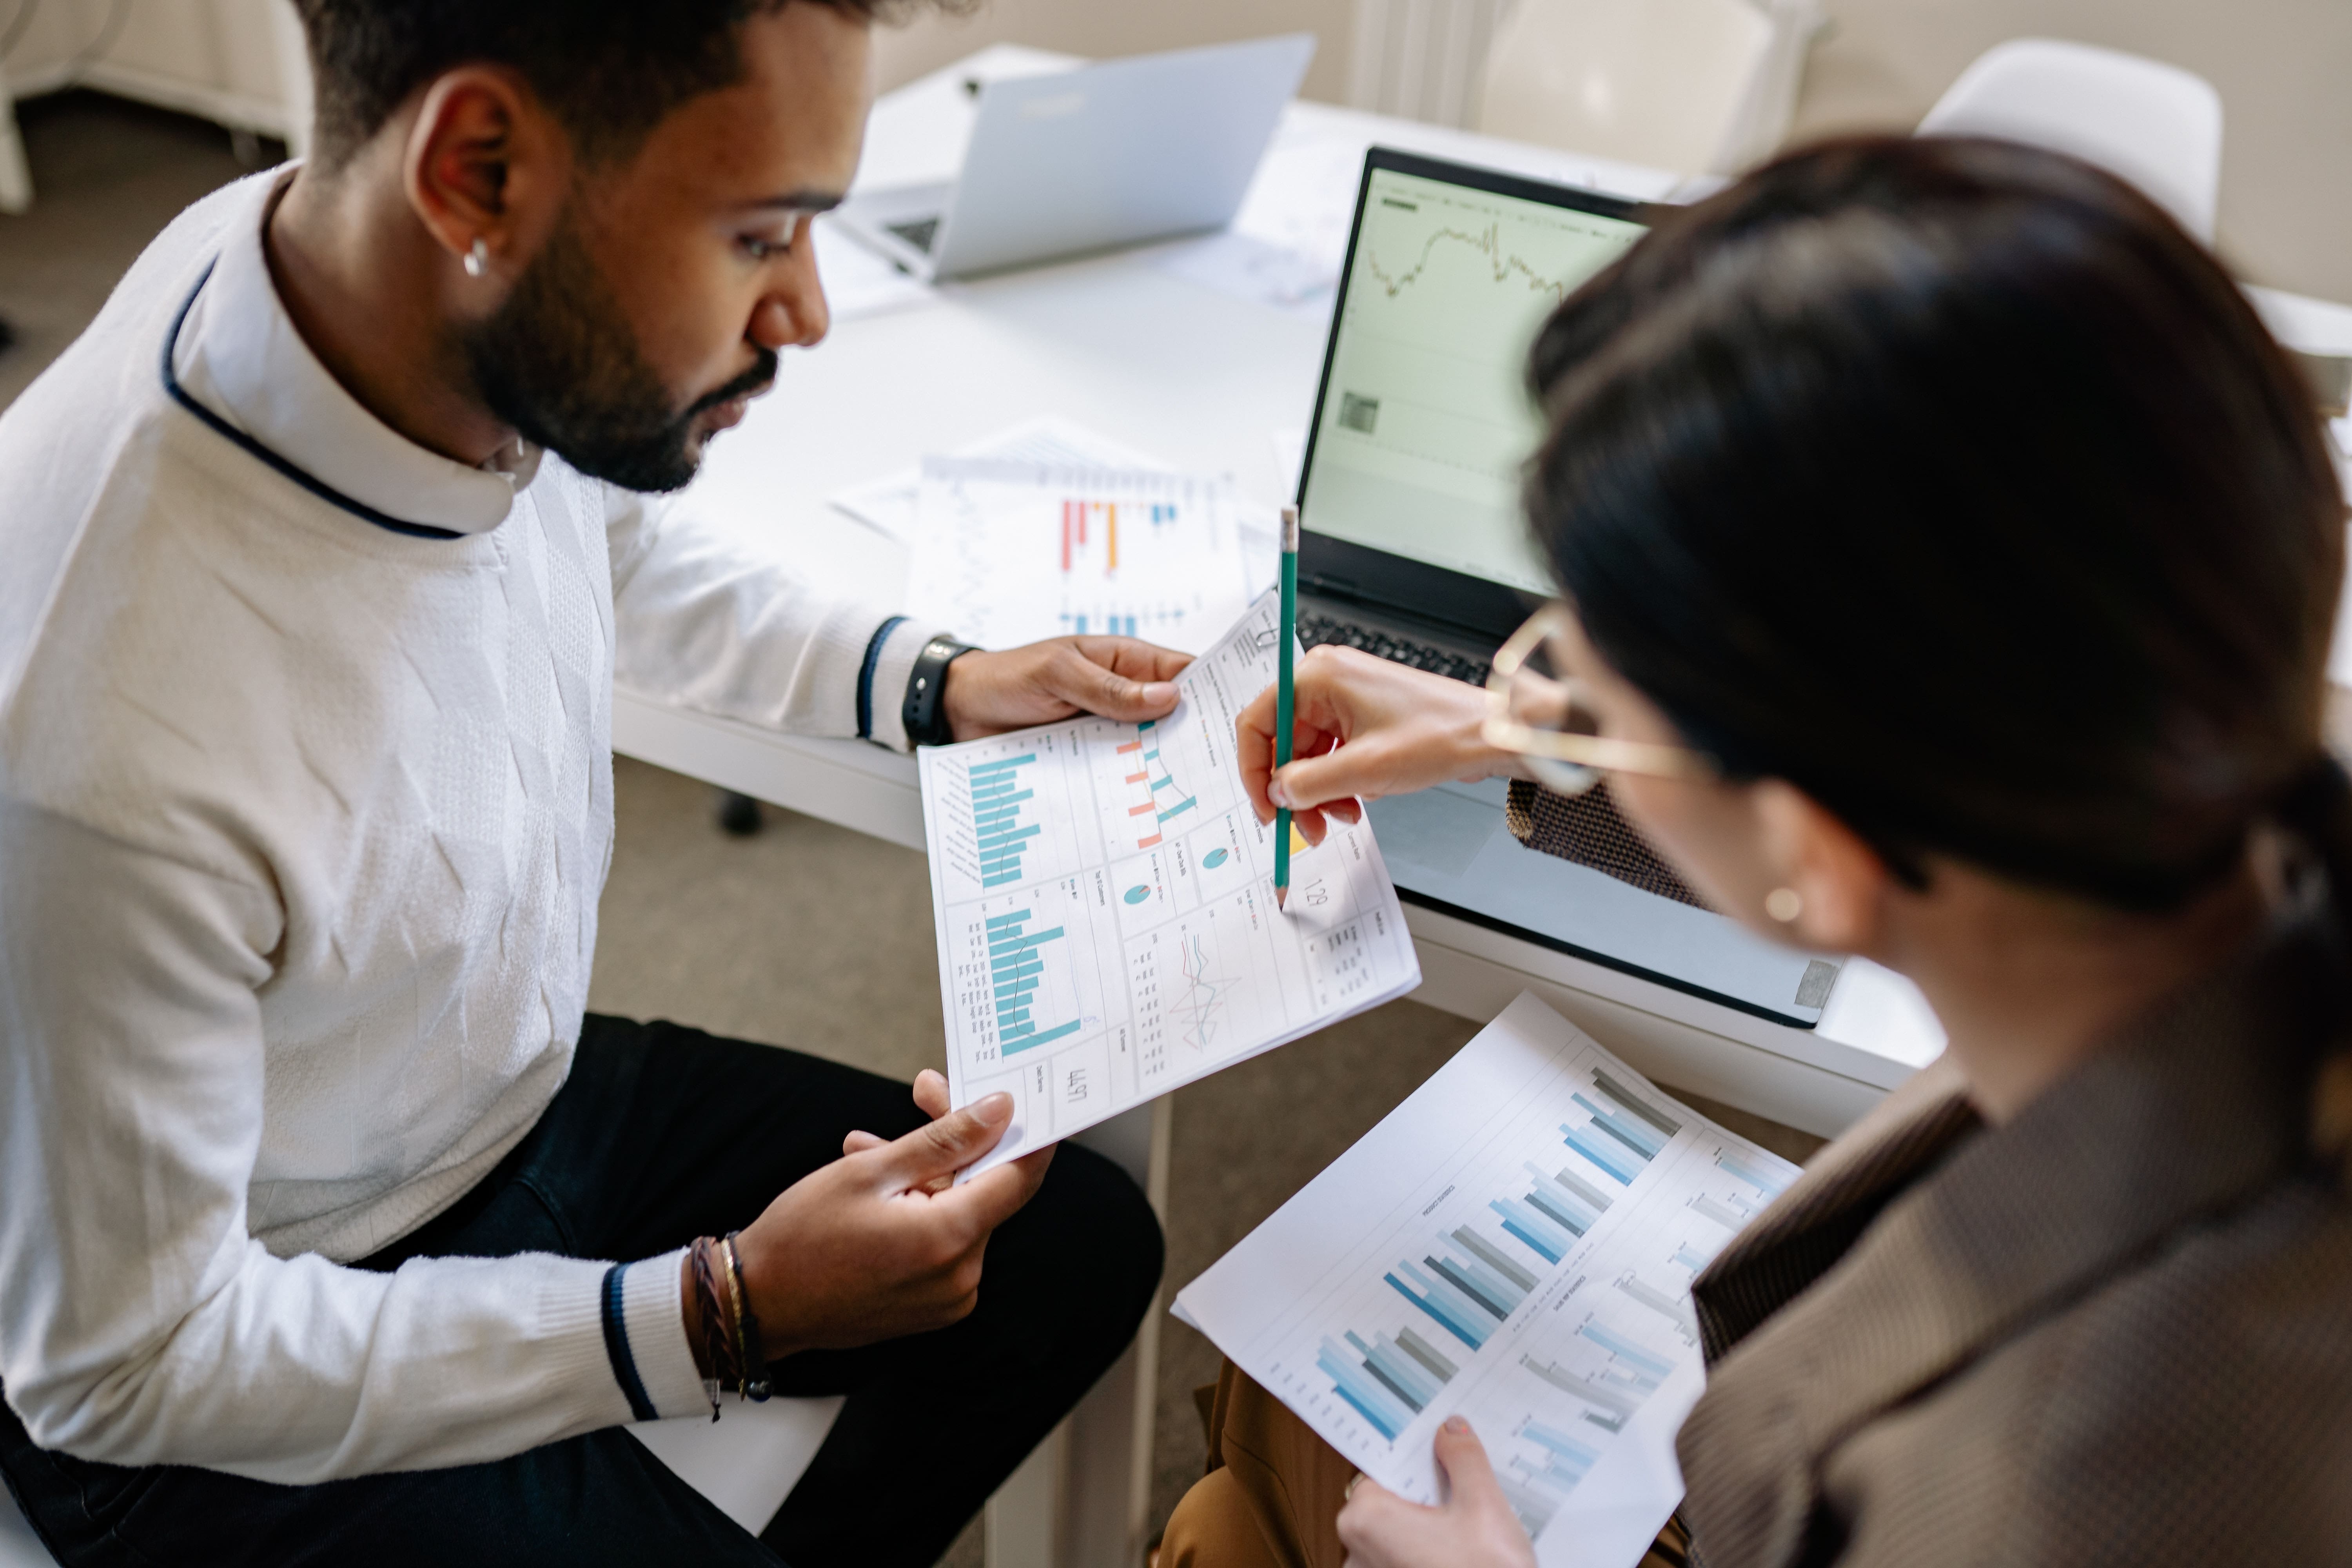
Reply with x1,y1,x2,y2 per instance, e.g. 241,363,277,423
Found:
0,1015,1165,1566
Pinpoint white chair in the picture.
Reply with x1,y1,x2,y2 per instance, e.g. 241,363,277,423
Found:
0,1400,844,1563
1475,0,1823,176
1916,38,2223,243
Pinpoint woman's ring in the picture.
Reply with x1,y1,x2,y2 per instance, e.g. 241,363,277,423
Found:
1344,1473,1363,1501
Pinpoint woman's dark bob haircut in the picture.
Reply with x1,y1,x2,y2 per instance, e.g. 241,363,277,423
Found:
1526,135,2347,911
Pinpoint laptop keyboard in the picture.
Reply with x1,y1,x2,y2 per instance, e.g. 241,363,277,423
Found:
886,217,941,254
1299,610,1491,686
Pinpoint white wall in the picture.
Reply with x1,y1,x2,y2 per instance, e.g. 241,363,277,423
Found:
872,0,2352,302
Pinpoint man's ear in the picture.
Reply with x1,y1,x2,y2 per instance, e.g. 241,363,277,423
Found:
1753,779,1889,954
401,67,568,285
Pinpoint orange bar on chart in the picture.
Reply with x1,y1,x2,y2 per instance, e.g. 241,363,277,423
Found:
1128,803,1156,816
1061,501,1073,573
1138,834,1162,848
1117,740,1143,754
1125,772,1149,784
1107,504,1118,571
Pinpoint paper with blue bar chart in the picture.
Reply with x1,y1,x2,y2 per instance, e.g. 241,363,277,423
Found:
919,593,1421,1174
902,457,1263,655
1174,993,1800,1568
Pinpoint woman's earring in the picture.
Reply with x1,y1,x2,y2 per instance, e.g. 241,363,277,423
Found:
1764,887,1804,924
463,238,488,279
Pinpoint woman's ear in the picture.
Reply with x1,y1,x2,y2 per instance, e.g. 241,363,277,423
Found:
1753,780,1890,954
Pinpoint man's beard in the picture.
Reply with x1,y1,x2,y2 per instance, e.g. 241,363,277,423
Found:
461,211,774,494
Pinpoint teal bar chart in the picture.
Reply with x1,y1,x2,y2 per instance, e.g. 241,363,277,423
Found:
966,753,1041,889
986,907,1083,1054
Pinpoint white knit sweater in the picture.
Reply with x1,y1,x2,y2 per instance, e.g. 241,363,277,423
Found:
0,171,947,1481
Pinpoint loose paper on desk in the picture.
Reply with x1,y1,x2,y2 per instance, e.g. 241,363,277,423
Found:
828,414,1170,544
1174,993,1802,1568
904,457,1261,655
920,592,1421,1175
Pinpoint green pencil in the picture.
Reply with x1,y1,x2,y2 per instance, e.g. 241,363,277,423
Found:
1274,505,1299,911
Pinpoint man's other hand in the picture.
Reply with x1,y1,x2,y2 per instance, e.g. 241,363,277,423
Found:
942,637,1190,740
731,1085,1054,1357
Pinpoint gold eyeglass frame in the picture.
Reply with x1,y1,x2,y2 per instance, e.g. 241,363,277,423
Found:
1481,604,1719,792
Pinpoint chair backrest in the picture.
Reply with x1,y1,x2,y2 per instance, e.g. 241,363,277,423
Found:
1917,38,2223,242
1476,0,1776,175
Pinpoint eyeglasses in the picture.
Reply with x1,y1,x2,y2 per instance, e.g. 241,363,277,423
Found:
1481,604,1719,797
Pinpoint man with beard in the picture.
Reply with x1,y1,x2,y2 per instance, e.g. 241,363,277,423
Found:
0,3,1173,1563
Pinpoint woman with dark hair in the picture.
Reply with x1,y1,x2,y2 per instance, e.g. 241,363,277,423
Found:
1158,135,2352,1568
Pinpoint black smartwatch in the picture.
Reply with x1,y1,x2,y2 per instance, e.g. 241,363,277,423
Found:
901,635,978,748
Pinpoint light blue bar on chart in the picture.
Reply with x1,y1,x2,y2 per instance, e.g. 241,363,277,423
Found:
1157,798,1198,823
1577,1322,1675,1381
971,788,1033,811
990,927,1063,958
1149,775,1174,792
1317,1340,1408,1441
977,825,1042,852
992,964,1044,988
967,755,1036,777
986,911,1029,929
1385,1263,1489,1350
1003,1019,1082,1054
982,872,1021,888
1490,1198,1569,1263
1521,1422,1599,1469
1717,1152,1789,1195
1562,1124,1641,1186
1572,1093,1664,1159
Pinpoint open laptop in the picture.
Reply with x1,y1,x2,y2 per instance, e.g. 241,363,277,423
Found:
836,34,1315,282
1295,147,1844,1027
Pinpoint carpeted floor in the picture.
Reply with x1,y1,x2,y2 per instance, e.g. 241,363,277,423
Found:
1,89,1825,1567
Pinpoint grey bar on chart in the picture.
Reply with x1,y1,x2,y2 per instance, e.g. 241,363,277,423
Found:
1691,1195,1746,1229
1396,1327,1459,1383
1520,1356,1638,1424
1553,1165,1616,1217
1452,1227,1539,1292
1615,1274,1697,1339
1593,1070,1683,1137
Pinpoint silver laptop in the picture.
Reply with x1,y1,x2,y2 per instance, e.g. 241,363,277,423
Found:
1296,148,1846,1028
837,34,1315,281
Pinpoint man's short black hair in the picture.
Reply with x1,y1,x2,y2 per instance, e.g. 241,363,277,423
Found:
293,0,925,169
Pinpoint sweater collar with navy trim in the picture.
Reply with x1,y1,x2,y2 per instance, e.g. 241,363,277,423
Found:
168,170,541,538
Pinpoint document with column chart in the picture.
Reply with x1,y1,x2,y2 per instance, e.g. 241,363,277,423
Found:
902,456,1264,655
918,592,1421,1174
1174,993,1802,1568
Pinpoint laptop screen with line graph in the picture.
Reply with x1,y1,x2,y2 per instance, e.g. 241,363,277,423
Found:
1298,151,1650,603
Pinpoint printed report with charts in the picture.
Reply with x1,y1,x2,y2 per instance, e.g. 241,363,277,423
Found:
1174,992,1803,1568
917,592,1422,1174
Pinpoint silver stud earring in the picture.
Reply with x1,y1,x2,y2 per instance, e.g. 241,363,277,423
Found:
463,238,488,278
1765,887,1804,924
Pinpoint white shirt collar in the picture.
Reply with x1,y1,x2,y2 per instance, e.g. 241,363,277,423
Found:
171,172,541,537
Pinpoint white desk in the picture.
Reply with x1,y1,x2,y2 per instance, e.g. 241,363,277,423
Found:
614,47,2352,1566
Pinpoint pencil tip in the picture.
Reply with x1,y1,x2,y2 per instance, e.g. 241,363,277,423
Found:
1276,886,1289,910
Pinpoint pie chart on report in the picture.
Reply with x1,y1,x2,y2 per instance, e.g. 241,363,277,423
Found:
1125,886,1152,904
1202,849,1229,868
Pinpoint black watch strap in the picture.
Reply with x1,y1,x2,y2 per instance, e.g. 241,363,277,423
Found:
902,636,978,748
